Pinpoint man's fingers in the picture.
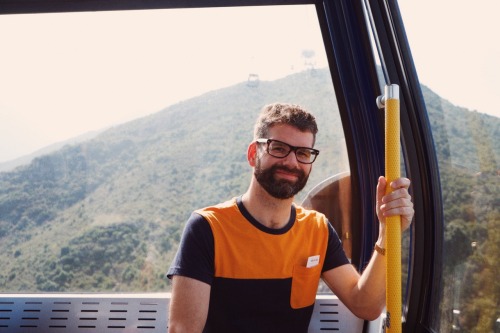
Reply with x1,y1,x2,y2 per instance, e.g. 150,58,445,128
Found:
390,177,411,190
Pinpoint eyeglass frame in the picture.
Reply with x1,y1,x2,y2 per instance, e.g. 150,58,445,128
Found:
255,138,320,164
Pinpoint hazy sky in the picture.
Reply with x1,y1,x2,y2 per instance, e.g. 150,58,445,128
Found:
1,2,498,163
398,0,500,118
0,6,326,163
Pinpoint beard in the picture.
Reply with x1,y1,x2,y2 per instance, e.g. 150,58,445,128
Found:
254,159,310,199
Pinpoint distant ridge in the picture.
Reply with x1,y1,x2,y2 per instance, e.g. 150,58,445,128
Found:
0,129,104,172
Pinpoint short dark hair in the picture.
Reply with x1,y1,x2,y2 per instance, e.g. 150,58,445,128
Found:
253,103,318,144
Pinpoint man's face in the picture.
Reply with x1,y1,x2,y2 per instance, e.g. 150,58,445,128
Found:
254,124,314,199
254,161,309,199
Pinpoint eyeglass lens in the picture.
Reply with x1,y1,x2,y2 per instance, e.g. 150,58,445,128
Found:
267,140,317,163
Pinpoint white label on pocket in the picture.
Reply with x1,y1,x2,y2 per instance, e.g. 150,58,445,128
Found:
306,255,320,268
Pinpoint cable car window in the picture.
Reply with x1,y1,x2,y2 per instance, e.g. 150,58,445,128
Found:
0,6,350,293
399,1,500,331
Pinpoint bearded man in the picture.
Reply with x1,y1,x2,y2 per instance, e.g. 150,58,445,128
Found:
167,102,414,333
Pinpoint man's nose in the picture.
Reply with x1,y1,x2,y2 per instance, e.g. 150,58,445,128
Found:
281,150,301,167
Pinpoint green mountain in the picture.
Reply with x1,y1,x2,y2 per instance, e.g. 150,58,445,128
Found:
0,69,343,292
420,86,499,332
0,68,498,311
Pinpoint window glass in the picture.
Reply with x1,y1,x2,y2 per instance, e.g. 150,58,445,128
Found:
399,1,500,331
0,6,349,292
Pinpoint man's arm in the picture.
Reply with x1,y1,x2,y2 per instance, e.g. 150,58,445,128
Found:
166,213,215,333
168,275,211,333
321,239,386,320
322,176,413,320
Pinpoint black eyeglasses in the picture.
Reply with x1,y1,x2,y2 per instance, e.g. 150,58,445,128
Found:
256,138,320,164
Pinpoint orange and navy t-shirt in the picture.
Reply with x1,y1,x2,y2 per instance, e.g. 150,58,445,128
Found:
167,197,349,333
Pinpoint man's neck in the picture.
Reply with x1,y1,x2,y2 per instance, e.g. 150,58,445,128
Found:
241,183,295,229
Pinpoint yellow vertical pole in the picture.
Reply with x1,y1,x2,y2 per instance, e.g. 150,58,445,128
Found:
383,84,401,332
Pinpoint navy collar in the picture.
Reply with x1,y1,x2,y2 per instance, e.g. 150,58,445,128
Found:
236,196,296,235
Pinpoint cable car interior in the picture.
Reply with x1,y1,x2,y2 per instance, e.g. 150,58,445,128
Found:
0,0,498,332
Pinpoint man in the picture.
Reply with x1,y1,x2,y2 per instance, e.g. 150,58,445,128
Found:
167,103,414,333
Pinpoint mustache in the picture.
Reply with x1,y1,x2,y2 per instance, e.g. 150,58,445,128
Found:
272,165,305,177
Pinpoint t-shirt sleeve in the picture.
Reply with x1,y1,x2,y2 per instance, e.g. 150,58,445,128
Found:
322,222,350,272
166,212,215,285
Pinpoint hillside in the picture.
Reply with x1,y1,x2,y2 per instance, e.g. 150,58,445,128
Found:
0,69,343,292
0,68,498,297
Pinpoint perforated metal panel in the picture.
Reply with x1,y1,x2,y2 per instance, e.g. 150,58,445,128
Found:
308,295,364,332
0,293,374,333
0,294,168,333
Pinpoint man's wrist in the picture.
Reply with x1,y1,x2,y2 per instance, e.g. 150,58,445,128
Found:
374,243,385,256
375,223,386,256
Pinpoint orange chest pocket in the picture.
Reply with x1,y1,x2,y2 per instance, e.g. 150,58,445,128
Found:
290,264,322,309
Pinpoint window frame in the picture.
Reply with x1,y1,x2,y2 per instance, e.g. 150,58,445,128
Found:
360,1,443,331
1,1,443,332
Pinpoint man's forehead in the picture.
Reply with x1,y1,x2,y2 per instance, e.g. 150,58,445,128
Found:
267,124,315,147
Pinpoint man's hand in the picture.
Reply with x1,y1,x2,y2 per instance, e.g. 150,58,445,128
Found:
376,176,414,231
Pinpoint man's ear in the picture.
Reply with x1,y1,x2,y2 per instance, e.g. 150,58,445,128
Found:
247,142,257,167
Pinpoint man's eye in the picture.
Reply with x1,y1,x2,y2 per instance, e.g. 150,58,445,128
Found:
269,142,290,153
297,150,311,158
271,146,287,153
